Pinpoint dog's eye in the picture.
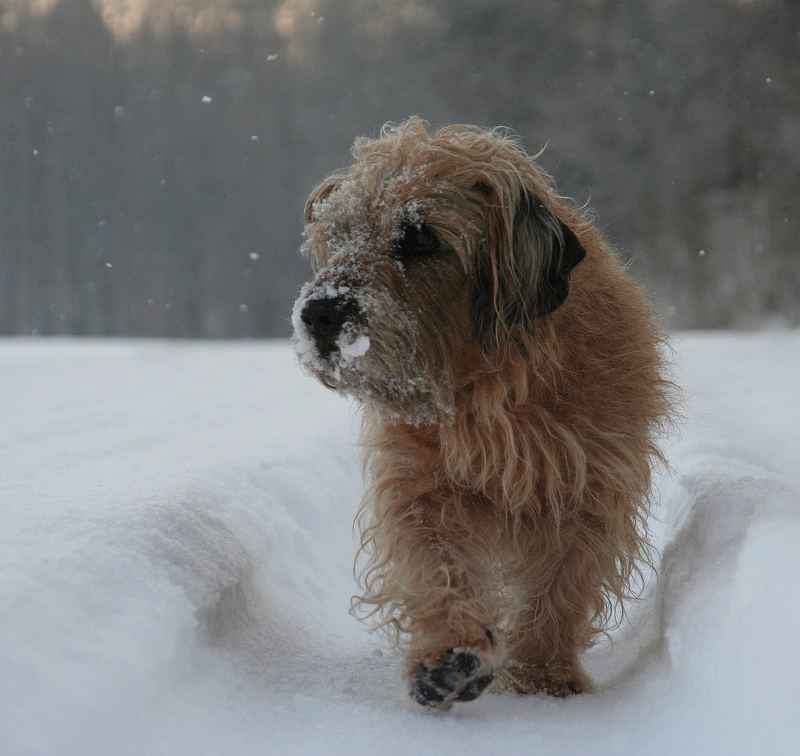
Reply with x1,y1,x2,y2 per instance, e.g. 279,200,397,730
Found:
393,223,441,260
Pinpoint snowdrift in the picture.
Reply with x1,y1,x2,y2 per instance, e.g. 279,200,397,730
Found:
1,334,798,755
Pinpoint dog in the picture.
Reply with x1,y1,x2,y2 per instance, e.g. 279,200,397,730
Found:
291,118,672,710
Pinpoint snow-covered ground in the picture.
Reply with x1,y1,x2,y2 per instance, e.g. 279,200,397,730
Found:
2,333,799,755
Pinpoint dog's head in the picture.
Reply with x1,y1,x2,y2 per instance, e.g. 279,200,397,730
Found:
292,117,586,426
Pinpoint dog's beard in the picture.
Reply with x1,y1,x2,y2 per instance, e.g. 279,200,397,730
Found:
291,289,453,427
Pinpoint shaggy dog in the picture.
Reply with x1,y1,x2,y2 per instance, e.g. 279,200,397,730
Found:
291,118,672,710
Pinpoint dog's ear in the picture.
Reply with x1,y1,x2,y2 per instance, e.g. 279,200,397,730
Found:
471,186,586,350
524,197,587,319
304,175,343,224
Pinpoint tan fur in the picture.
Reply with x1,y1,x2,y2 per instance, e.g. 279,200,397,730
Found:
295,118,674,704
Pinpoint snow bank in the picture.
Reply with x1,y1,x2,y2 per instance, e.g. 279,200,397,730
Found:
1,333,798,755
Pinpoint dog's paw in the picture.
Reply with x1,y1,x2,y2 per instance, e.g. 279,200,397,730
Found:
409,628,501,710
509,662,591,698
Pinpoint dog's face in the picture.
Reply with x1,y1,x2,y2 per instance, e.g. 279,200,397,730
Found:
292,119,586,426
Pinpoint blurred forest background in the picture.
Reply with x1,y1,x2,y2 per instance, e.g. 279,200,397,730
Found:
1,0,798,337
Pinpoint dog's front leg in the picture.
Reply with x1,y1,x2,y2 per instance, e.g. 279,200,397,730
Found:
505,543,597,697
362,482,506,709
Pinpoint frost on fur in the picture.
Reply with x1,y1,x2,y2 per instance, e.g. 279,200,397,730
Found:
293,118,675,708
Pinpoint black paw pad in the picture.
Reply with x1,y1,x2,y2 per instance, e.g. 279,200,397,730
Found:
410,641,497,710
452,651,480,677
413,679,445,707
455,674,494,702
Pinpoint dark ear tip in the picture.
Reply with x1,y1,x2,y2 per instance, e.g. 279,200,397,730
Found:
559,220,587,269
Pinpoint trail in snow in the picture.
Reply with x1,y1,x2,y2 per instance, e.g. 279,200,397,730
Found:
1,333,798,755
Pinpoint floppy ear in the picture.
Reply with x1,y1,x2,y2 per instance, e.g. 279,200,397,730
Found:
471,187,586,350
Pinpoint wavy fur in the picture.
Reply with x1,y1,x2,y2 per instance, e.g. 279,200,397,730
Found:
298,117,675,699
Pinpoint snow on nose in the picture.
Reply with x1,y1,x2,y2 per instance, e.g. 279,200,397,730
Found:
291,285,370,379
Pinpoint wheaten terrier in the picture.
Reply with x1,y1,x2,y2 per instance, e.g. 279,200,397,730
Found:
292,118,672,710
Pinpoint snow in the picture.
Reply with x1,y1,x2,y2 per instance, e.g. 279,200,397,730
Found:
1,333,799,755
338,333,370,362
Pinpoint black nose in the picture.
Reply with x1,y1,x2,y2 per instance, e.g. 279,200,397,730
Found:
301,296,351,353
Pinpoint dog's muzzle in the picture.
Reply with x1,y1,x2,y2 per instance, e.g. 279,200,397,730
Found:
299,295,356,358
